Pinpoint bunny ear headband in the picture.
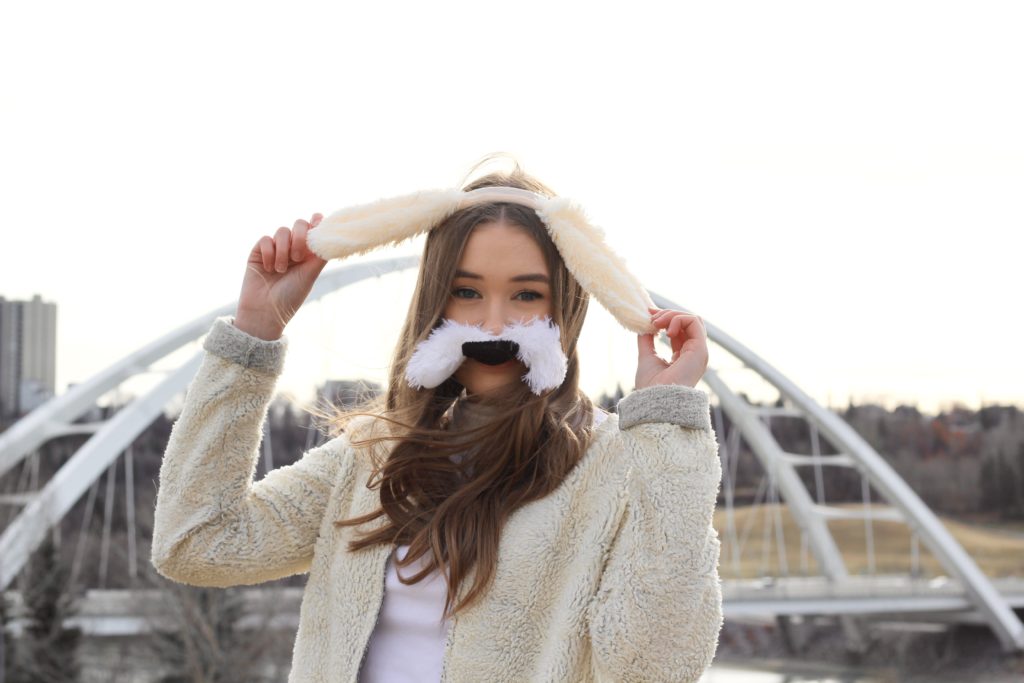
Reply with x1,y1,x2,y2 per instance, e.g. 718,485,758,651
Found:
305,185,658,395
305,186,658,335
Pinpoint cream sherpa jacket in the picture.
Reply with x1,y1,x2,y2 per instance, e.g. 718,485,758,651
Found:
151,317,724,682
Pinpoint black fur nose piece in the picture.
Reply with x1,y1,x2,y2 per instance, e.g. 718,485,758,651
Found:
462,340,520,365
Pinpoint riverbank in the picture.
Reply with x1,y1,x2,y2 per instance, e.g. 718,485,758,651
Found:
713,504,1024,578
716,616,1024,681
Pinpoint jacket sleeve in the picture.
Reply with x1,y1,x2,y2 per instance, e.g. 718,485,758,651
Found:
588,383,724,683
150,316,357,588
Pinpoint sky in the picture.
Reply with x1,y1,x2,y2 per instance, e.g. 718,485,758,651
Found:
1,0,1021,416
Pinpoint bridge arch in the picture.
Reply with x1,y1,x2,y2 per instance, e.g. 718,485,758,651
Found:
2,256,1021,653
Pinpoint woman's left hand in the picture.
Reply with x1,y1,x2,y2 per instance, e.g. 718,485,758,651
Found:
635,307,709,390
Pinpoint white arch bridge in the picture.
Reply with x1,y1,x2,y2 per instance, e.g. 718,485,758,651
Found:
1,257,1022,654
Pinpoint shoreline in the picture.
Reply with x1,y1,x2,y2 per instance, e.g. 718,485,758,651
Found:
715,617,1024,681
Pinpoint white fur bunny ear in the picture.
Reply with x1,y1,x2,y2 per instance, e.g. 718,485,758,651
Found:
535,198,656,335
307,189,464,261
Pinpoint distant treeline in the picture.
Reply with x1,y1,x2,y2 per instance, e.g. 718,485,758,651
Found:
720,394,1024,520
190,387,1024,520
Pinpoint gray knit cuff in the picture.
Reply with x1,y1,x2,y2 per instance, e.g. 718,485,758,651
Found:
616,383,712,432
202,316,288,375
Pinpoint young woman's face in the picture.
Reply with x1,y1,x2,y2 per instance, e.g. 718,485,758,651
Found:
443,221,554,396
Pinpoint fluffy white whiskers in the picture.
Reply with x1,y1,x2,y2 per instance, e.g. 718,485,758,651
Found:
405,316,568,395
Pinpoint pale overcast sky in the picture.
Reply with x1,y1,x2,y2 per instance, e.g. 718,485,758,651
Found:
2,0,1020,415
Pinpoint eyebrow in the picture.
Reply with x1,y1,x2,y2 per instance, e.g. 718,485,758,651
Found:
455,269,550,284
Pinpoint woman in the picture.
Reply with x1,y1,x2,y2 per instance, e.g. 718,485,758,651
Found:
151,158,723,682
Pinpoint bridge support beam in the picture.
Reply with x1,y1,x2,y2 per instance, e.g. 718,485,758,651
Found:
649,291,1024,654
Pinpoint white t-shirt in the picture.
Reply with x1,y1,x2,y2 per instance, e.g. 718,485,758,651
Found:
359,543,451,683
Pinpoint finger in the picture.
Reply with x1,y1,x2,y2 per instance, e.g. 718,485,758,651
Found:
258,236,275,271
637,332,656,359
671,314,705,349
683,314,705,339
296,249,329,279
669,314,684,337
658,308,691,322
311,212,323,228
669,315,686,356
651,309,682,328
292,219,309,262
655,310,698,328
274,227,290,273
248,237,265,263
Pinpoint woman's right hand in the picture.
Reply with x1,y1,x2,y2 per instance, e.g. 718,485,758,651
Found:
234,213,328,340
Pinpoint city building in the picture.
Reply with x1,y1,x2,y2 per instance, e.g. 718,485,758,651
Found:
0,294,57,419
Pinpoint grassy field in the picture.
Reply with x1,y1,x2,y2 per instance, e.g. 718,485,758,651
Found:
713,503,1024,579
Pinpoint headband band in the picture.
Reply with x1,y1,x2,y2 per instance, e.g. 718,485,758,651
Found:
306,186,658,335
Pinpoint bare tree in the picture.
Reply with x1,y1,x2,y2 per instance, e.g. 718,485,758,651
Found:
139,562,293,683
2,533,82,683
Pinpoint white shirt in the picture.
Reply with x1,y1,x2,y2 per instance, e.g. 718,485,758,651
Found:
359,543,451,683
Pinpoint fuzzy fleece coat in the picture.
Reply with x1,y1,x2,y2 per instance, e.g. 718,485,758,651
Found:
150,316,724,682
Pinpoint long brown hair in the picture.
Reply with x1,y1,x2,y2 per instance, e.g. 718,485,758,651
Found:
311,154,597,619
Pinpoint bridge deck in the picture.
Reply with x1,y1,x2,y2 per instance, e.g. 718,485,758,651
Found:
4,575,1022,637
723,575,1024,620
